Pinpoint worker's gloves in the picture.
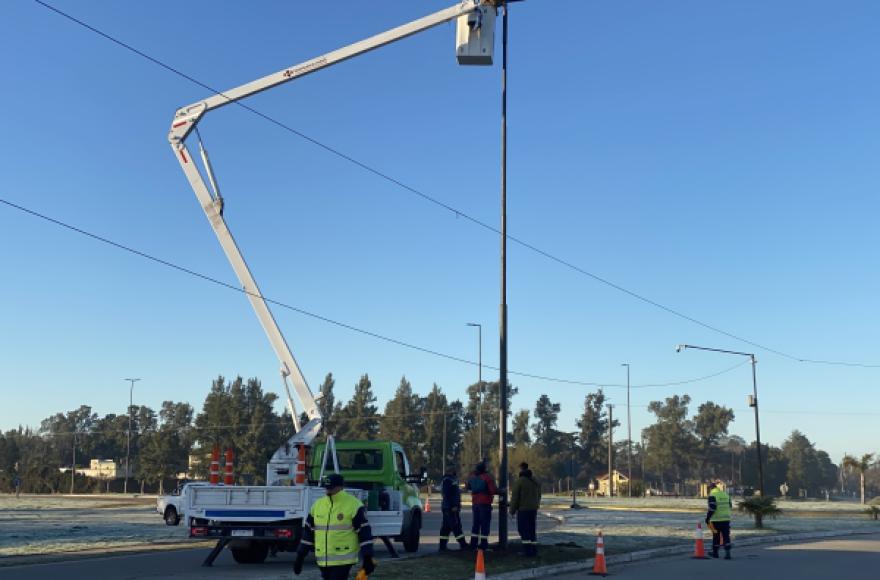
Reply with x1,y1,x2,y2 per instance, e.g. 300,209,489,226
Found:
363,556,377,575
293,549,307,575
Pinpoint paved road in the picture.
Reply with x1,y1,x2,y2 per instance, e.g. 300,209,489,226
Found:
559,533,880,580
0,509,556,580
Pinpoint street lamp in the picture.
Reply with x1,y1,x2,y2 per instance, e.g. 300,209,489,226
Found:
466,322,483,460
123,378,140,494
621,363,632,497
676,344,764,496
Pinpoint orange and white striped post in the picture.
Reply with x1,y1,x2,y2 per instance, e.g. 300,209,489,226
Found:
223,448,235,485
209,446,220,485
294,445,308,485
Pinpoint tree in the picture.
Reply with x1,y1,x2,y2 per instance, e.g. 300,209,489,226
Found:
421,384,463,478
380,376,424,454
316,373,336,435
576,389,617,476
693,402,735,481
459,380,517,471
643,395,696,489
782,431,821,496
333,374,379,440
843,453,875,505
532,395,561,453
512,410,531,446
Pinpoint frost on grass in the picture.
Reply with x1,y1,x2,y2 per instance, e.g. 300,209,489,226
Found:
0,495,188,557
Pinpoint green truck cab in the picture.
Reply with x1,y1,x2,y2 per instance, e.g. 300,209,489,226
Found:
309,440,424,552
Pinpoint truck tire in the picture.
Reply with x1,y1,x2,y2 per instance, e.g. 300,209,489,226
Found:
230,542,269,564
401,510,421,553
164,507,180,526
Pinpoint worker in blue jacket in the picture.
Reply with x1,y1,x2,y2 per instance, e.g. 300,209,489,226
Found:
438,465,469,551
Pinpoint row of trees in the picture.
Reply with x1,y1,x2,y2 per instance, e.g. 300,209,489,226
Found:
1,374,877,501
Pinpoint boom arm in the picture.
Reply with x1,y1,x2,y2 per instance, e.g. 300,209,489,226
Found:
168,1,495,447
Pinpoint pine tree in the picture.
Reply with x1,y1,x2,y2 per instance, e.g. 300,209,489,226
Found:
577,389,619,475
334,374,379,440
532,395,561,453
380,376,424,452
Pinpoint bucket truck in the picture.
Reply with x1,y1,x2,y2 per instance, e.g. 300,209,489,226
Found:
167,0,497,566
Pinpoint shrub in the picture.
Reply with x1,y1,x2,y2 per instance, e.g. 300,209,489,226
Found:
737,496,782,529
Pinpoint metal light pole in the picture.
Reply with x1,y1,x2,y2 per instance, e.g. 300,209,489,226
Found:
497,0,510,548
466,322,483,459
607,404,614,497
123,378,140,494
676,344,764,496
621,363,632,497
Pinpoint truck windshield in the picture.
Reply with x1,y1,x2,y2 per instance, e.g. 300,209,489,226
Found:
336,449,384,471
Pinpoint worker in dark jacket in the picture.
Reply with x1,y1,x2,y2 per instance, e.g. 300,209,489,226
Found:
706,479,733,559
438,465,469,551
509,462,541,557
466,462,498,550
294,473,375,579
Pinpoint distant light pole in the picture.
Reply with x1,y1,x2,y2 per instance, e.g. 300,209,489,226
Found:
621,363,632,497
607,404,614,497
466,322,483,459
124,378,140,494
676,344,764,496
70,431,77,495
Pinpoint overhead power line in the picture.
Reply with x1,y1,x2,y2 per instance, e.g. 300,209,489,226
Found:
1,196,747,390
30,0,880,369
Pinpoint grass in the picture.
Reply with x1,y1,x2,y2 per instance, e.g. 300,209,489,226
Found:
378,542,592,580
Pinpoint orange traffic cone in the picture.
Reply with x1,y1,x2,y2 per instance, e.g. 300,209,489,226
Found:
590,531,607,576
692,522,708,559
474,548,487,580
424,495,432,513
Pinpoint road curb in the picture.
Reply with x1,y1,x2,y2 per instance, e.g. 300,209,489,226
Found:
492,528,876,580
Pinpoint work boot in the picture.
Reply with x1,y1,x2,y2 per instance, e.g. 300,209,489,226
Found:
458,538,470,550
724,547,731,560
710,548,719,559
438,540,449,552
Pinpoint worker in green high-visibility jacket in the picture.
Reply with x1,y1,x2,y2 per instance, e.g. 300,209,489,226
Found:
706,479,733,559
294,473,376,579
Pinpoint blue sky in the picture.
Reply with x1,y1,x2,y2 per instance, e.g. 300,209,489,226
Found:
1,0,878,462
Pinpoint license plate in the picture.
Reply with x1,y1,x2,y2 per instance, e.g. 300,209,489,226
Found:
231,529,254,537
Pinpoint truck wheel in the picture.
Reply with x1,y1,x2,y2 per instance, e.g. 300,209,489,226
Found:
230,542,269,564
402,511,421,553
164,507,180,526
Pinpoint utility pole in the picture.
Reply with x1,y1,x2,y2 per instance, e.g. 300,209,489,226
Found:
70,431,76,495
497,0,510,548
442,411,447,476
607,404,614,497
123,378,140,494
622,363,632,497
749,355,765,496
